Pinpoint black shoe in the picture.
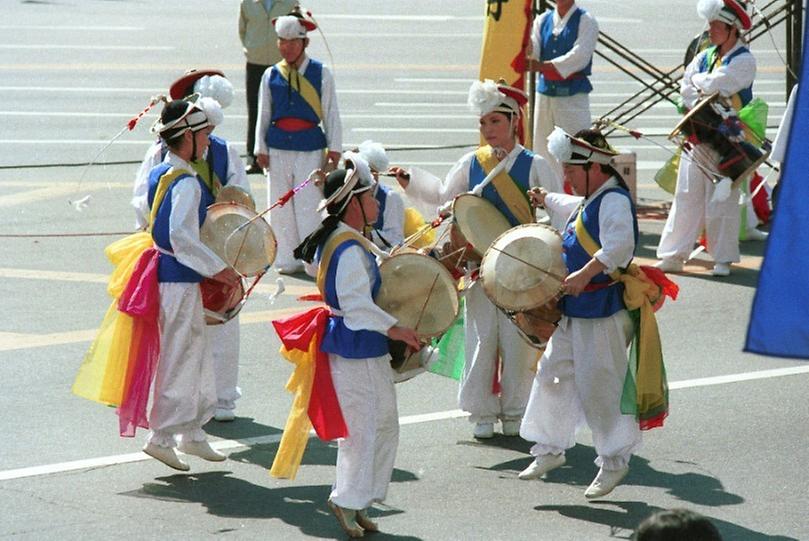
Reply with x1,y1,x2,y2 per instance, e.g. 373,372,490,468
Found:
245,163,263,175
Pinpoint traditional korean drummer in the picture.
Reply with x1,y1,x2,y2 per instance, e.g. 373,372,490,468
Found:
392,79,561,439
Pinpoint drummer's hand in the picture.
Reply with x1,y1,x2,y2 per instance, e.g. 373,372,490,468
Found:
562,258,606,297
388,326,421,351
212,267,241,287
528,187,548,208
388,166,411,189
256,153,269,170
324,151,341,172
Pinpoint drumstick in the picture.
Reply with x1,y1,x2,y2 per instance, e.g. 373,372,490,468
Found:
487,246,566,284
412,272,441,336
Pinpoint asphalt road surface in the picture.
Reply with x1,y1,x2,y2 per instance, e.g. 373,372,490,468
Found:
1,1,806,540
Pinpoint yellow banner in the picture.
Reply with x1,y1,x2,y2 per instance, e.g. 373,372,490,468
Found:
478,0,533,144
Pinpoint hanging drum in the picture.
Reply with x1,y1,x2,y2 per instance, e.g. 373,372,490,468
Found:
480,223,566,349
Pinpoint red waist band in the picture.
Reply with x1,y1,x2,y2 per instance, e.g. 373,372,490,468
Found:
274,117,317,132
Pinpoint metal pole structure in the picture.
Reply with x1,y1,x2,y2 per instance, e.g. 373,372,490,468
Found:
786,0,803,95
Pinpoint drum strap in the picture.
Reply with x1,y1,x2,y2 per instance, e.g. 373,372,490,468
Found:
574,201,671,431
276,60,324,121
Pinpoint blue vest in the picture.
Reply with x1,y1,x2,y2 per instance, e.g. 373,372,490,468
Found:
373,184,390,230
536,8,593,97
158,134,230,188
266,60,327,151
319,239,389,358
147,162,215,283
698,46,753,107
468,149,533,227
560,187,638,318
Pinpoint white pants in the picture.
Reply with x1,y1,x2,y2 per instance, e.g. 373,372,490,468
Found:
657,144,741,264
520,311,641,471
459,281,538,424
329,355,399,510
148,283,217,448
209,316,241,411
267,148,325,270
532,92,592,182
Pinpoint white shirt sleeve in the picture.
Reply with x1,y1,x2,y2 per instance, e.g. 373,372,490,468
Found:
545,192,582,227
551,11,599,79
376,190,405,247
592,192,635,273
320,65,343,154
689,48,757,100
168,177,228,278
132,142,164,230
529,12,548,61
225,142,251,193
405,152,473,207
335,244,398,333
254,67,273,156
530,153,563,193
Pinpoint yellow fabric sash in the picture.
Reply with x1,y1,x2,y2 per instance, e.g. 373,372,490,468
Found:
189,160,223,199
271,229,374,478
73,168,185,406
276,60,324,121
315,229,376,296
270,328,321,480
474,146,534,225
574,208,667,419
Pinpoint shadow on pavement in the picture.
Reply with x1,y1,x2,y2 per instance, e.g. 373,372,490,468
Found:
534,500,798,541
489,444,744,507
124,472,424,540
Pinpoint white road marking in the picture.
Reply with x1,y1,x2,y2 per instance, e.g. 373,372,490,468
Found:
1,366,807,482
0,45,172,51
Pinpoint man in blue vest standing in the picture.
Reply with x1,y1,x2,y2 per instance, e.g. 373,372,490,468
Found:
529,0,598,184
519,128,641,499
255,7,342,275
656,0,755,277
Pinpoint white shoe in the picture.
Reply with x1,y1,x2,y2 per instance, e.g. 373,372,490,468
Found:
328,500,364,538
585,466,629,498
711,262,731,277
277,265,304,275
473,422,494,439
178,440,227,462
518,454,566,480
501,419,521,437
214,408,235,422
745,228,769,241
143,443,190,471
654,258,683,273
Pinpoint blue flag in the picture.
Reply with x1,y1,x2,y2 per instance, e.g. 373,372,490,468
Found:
745,17,809,359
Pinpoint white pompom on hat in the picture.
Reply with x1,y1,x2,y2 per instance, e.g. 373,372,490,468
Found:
197,97,224,127
273,7,317,39
697,0,752,30
356,140,390,173
193,75,234,109
468,79,528,118
547,127,619,166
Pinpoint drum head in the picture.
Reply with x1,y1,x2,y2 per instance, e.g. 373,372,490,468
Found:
201,202,276,276
480,223,566,312
452,193,513,259
376,253,460,339
216,185,256,211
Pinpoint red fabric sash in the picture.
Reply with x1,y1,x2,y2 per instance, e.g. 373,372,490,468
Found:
116,248,161,437
274,117,317,132
272,307,348,440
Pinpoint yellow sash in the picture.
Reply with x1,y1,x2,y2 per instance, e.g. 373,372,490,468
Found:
574,206,667,420
316,229,376,295
276,60,324,121
147,168,192,232
474,146,534,225
189,160,223,199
